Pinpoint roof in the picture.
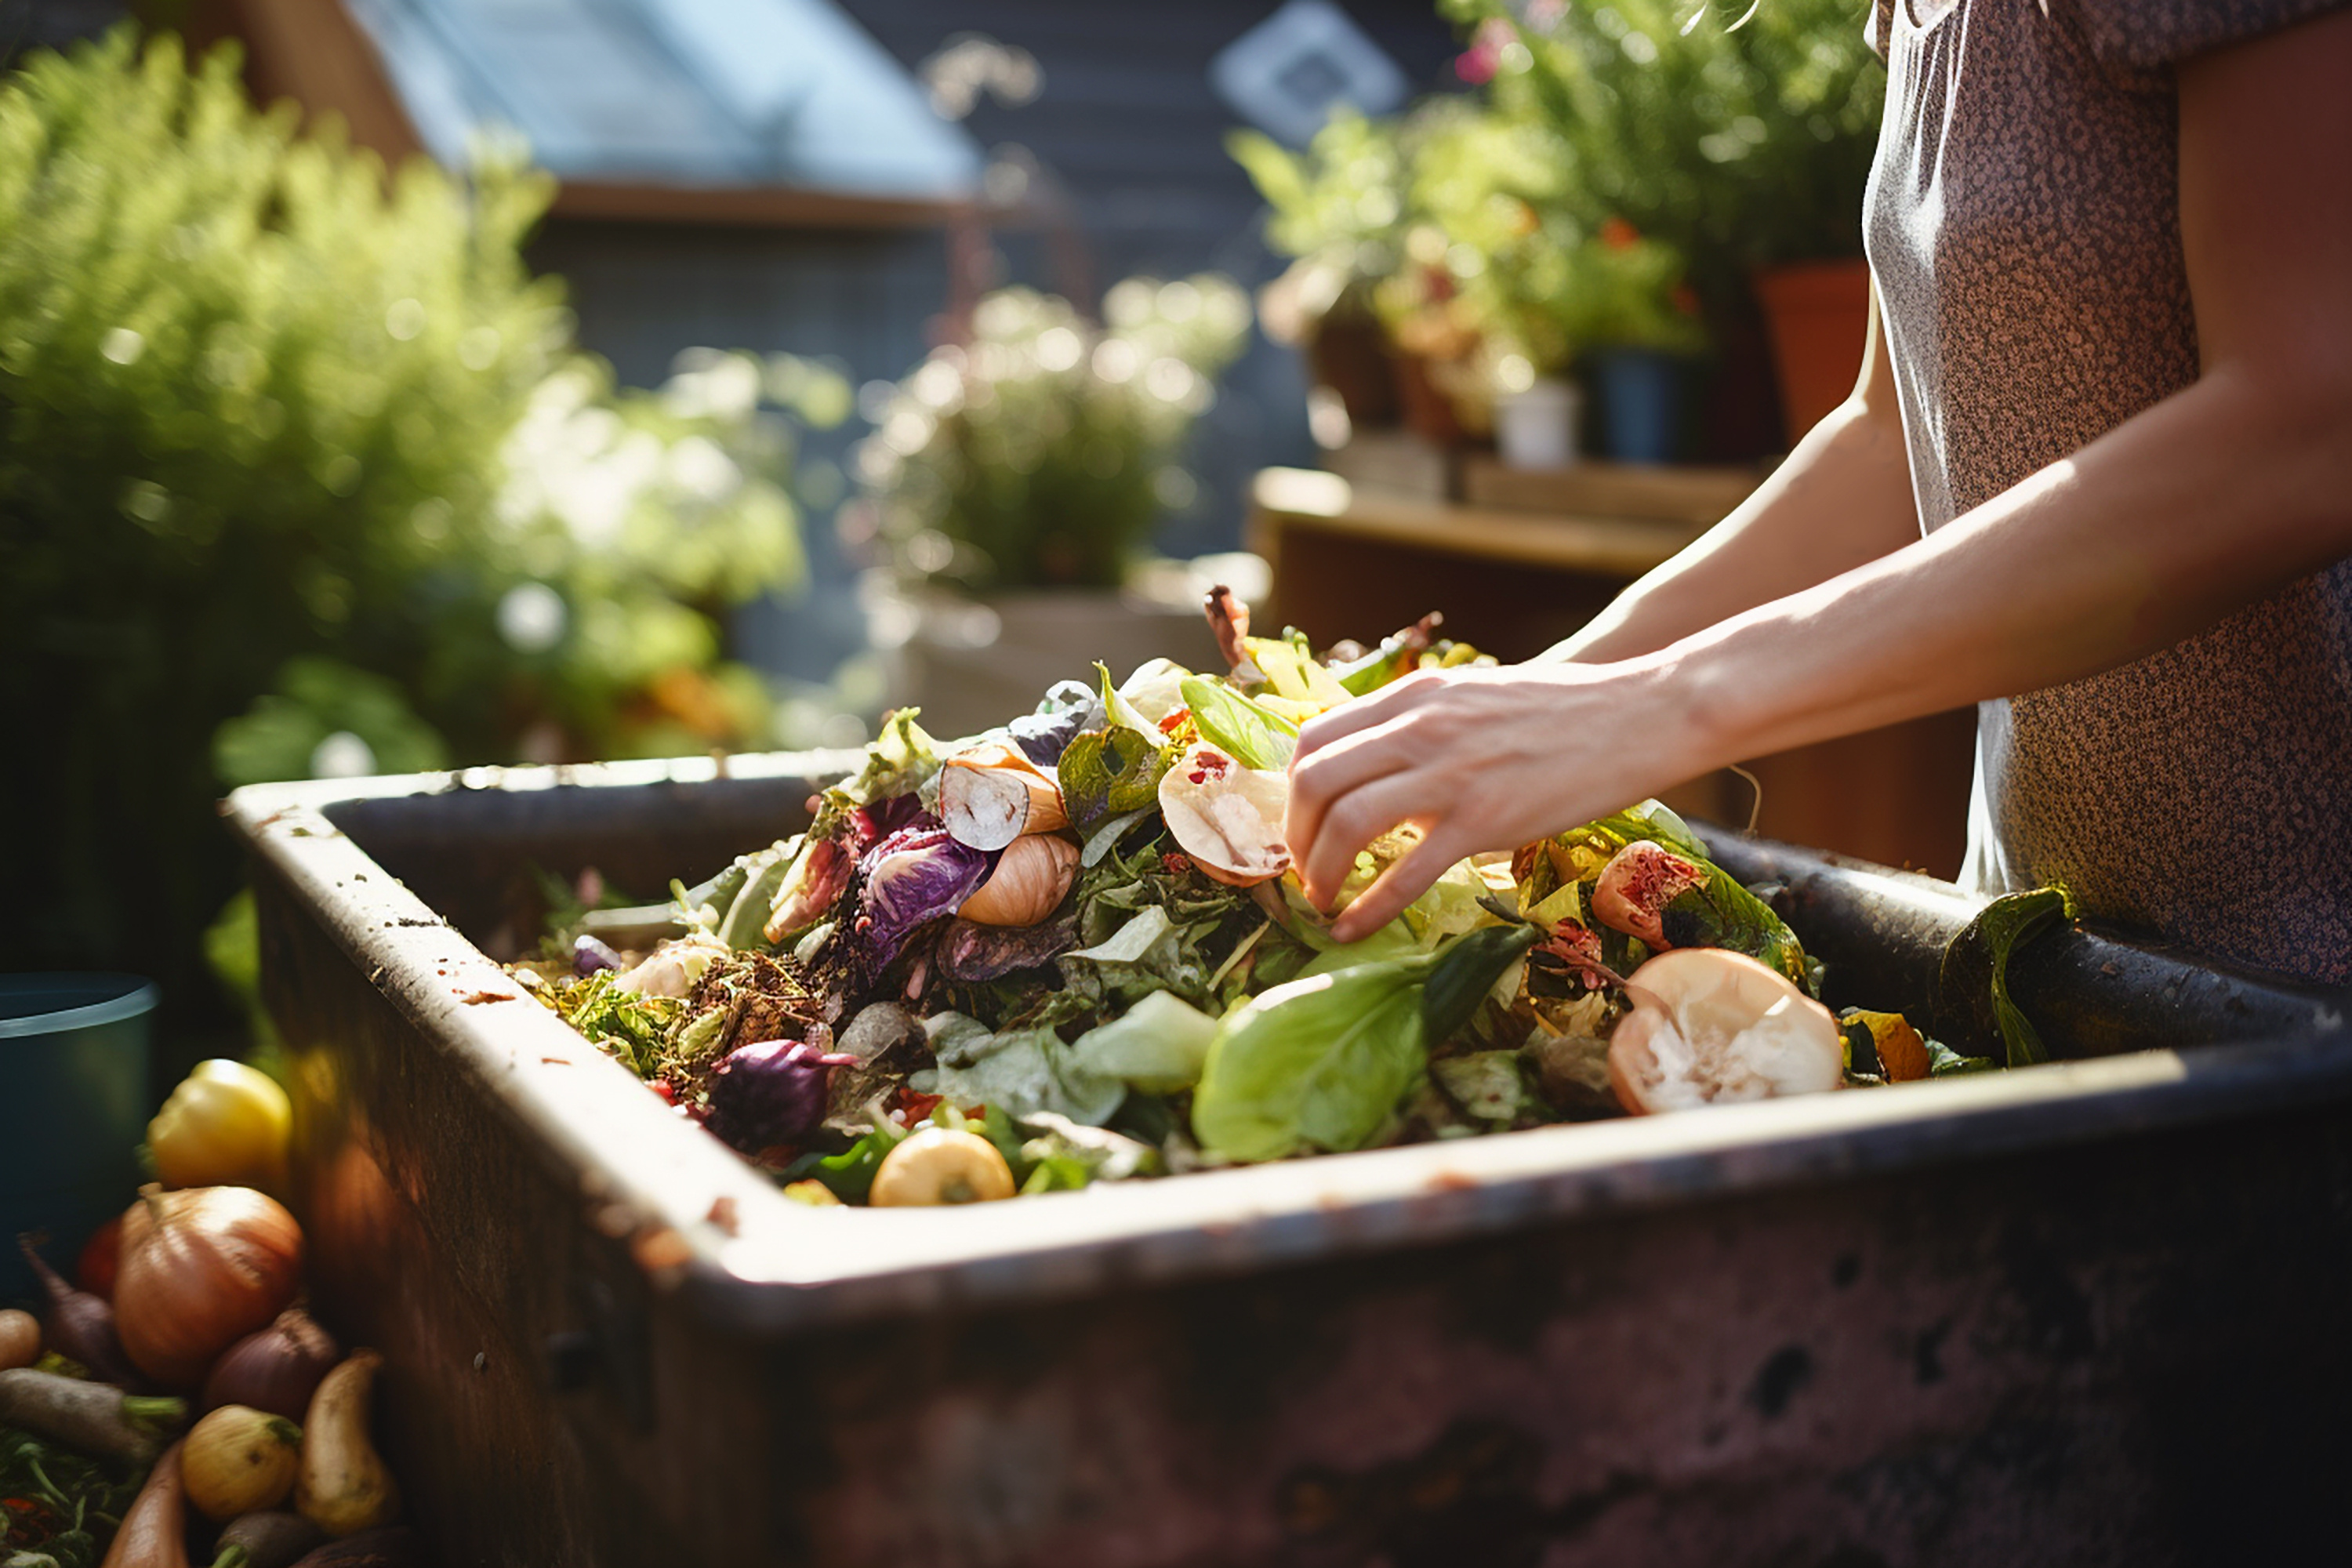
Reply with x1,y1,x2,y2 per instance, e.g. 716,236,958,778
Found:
220,0,987,221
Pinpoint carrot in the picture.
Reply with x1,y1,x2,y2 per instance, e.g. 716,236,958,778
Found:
100,1439,189,1568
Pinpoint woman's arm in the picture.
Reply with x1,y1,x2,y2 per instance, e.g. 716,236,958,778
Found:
1287,8,2352,941
1540,289,1920,663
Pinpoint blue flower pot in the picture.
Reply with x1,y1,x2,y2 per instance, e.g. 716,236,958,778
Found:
2,974,155,1306
1586,347,1687,465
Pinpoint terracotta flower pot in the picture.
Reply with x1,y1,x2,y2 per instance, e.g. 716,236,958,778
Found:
1752,256,1872,447
1306,312,1399,430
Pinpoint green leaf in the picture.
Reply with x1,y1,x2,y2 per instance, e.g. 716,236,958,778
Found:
1422,922,1543,1044
1079,804,1155,867
1940,886,2076,1068
1056,906,1210,1011
1058,725,1171,831
1065,989,1221,1093
1178,674,1299,770
1925,1037,1999,1077
1661,868,1812,992
779,1119,909,1203
1098,660,1172,745
1191,943,1457,1161
920,1015,1127,1127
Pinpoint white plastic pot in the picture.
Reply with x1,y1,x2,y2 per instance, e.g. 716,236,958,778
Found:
1493,376,1583,470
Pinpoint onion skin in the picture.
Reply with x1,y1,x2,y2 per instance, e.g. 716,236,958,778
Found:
955,834,1079,927
116,1186,305,1390
205,1308,343,1421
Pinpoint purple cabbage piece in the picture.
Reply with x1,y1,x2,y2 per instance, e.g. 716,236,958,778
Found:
1007,680,1105,765
854,819,995,973
851,792,932,850
573,934,623,975
702,1039,860,1153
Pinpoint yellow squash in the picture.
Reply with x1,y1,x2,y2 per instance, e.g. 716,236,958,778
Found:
148,1059,292,1192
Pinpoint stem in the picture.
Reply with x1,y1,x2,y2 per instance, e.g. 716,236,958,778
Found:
121,1396,187,1432
24,1454,66,1510
213,1551,251,1568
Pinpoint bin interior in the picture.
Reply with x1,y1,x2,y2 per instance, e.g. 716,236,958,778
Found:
227,757,2350,1338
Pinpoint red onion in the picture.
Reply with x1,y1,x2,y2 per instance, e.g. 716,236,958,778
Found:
201,1307,341,1421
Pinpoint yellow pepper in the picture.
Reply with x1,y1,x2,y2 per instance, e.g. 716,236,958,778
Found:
149,1058,292,1192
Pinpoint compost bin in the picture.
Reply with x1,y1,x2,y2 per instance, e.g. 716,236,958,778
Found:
224,755,2352,1567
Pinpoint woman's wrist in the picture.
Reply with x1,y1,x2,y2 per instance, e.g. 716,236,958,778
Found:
1627,622,1782,786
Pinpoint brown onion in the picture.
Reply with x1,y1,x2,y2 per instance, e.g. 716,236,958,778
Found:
116,1185,305,1390
204,1307,341,1421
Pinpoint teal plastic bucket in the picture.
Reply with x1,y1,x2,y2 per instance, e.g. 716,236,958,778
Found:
2,974,156,1307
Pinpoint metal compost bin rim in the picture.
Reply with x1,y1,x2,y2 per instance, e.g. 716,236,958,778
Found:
224,758,2352,1340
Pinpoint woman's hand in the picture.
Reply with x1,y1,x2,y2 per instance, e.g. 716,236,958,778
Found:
1284,658,1705,941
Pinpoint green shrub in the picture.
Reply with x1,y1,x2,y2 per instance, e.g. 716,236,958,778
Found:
1443,0,1884,293
0,30,816,1017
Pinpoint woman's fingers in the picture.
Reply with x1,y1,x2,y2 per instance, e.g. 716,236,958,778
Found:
1284,722,1419,899
1292,771,1438,910
1328,821,1475,943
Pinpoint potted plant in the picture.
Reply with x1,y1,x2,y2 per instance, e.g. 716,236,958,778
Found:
856,274,1250,735
1372,97,1706,467
1556,219,1709,463
1229,109,1409,430
1446,0,1885,444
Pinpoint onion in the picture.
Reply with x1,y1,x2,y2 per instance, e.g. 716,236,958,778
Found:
955,833,1080,926
938,742,1067,850
116,1185,305,1390
203,1308,342,1421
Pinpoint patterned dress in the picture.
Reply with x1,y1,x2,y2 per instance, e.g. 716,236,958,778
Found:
1863,0,2352,983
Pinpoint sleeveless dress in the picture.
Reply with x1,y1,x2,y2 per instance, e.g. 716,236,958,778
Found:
1862,0,2352,984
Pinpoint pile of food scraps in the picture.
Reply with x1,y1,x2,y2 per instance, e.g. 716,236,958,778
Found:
5,1058,417,1568
517,596,1999,1207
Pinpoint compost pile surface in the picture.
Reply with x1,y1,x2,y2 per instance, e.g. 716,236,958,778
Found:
517,600,1992,1205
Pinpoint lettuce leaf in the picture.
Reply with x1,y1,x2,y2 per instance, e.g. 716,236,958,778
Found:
918,1013,1126,1125
1065,990,1221,1093
1179,674,1299,771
